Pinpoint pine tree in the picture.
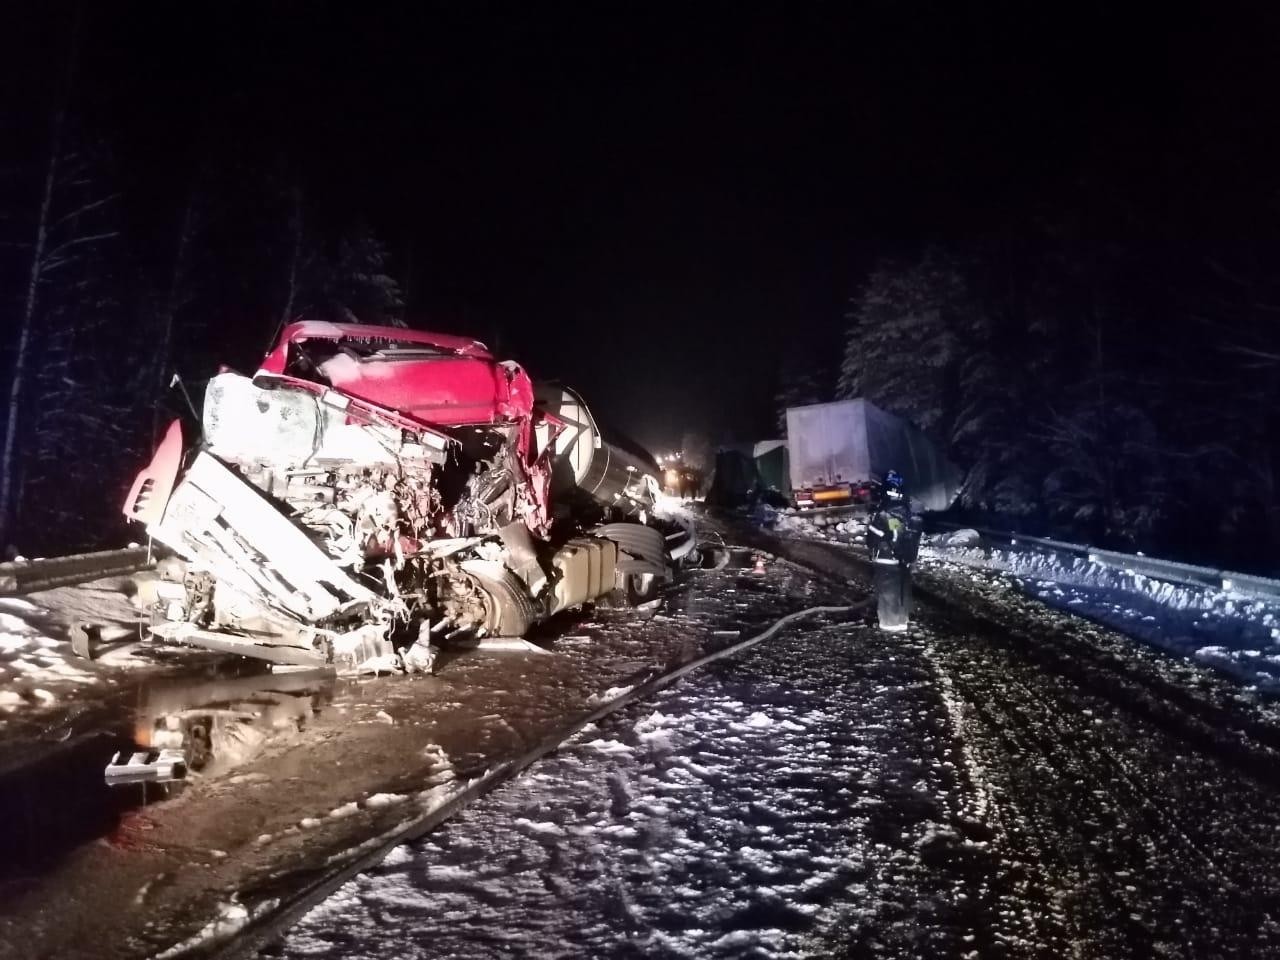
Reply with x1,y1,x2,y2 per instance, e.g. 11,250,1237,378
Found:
0,12,133,550
0,13,84,550
1038,398,1168,544
773,341,830,434
291,219,405,328
144,188,205,448
1183,255,1280,561
949,233,1064,520
838,248,966,438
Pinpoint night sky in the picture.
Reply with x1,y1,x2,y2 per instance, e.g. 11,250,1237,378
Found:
6,1,1280,452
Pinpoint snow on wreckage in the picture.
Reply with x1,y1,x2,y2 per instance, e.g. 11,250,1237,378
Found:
122,321,693,674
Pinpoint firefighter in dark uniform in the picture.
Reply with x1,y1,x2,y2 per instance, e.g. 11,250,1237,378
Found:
865,470,922,632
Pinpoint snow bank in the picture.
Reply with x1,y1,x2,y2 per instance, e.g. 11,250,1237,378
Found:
0,575,158,722
155,897,277,959
586,684,633,706
0,596,99,717
748,501,1280,693
922,539,1280,692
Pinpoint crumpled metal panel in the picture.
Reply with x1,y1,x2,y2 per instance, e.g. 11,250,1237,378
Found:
258,321,533,426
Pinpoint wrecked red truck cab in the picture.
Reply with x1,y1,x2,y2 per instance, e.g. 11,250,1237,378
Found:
258,321,536,427
125,322,691,673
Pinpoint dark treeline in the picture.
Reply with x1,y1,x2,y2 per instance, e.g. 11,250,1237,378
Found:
781,222,1280,572
0,11,405,555
770,14,1280,572
4,3,1280,575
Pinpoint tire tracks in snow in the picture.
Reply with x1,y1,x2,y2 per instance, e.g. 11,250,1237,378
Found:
738,525,1280,958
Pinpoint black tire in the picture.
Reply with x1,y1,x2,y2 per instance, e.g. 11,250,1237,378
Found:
469,569,537,636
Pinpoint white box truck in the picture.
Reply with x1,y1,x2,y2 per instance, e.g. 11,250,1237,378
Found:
785,398,961,512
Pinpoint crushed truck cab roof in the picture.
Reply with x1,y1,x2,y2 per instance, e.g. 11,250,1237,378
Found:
258,321,534,427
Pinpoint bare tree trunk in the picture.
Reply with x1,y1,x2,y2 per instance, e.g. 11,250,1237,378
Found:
0,16,79,549
274,184,303,344
402,237,416,318
1090,274,1115,541
151,195,197,448
1258,390,1280,562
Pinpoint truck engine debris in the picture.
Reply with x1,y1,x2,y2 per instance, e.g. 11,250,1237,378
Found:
124,322,692,673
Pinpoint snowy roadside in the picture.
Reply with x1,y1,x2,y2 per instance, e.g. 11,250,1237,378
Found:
0,572,164,726
0,549,859,960
0,593,95,713
742,500,1280,696
919,535,1280,694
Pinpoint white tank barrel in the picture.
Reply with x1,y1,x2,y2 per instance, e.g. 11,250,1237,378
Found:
534,384,658,516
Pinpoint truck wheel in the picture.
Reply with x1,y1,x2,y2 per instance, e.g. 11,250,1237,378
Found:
470,568,537,637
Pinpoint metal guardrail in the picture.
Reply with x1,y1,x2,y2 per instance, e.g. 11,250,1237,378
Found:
931,522,1280,601
0,546,154,594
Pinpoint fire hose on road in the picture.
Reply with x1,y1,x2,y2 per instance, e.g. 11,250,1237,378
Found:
209,594,870,960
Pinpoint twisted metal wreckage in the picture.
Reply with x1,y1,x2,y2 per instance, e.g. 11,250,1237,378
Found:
124,322,694,674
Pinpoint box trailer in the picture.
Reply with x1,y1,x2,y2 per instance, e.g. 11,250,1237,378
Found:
785,398,961,511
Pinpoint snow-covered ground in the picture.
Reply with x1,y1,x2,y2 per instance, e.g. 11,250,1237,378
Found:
263,520,1280,959
11,510,1279,957
750,501,1280,694
0,577,151,719
0,596,87,713
276,617,978,959
920,535,1280,693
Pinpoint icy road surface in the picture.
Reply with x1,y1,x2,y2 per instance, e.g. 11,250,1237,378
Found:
274,618,983,959
270,529,1280,960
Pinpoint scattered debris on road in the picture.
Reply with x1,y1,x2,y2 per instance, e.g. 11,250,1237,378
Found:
104,748,187,786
